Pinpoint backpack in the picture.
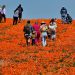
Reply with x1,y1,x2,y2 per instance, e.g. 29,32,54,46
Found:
23,25,33,34
41,25,48,32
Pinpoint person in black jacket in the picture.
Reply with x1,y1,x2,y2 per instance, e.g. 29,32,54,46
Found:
14,4,23,23
23,20,33,46
66,14,72,24
60,7,67,24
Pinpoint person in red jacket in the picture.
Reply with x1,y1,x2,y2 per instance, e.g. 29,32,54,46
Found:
33,22,40,44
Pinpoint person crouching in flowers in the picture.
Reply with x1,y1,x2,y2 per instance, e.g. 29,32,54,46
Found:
40,21,48,47
31,30,36,46
49,18,57,41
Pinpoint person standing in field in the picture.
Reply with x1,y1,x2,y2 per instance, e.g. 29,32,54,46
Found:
31,30,36,46
33,22,40,44
49,19,57,41
14,4,23,23
60,7,67,24
23,20,33,46
1,5,6,22
40,21,48,47
13,10,19,25
0,5,2,23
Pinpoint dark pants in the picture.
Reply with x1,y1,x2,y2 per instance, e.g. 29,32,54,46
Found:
13,17,18,25
26,37,30,46
48,33,51,39
36,32,40,42
2,14,6,22
18,13,22,22
25,34,31,46
51,31,55,35
32,39,35,45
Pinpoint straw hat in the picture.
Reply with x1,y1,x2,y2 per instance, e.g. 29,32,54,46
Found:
41,21,46,24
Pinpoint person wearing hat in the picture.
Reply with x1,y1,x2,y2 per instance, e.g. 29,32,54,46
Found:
40,21,48,46
49,18,57,41
31,30,36,46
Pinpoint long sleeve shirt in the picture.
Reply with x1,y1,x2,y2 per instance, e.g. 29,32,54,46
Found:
1,8,6,14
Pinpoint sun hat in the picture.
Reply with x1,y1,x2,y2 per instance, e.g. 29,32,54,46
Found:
41,21,46,24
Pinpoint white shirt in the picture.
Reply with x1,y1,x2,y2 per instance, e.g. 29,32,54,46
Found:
13,10,19,17
1,8,6,14
0,7,2,13
49,22,57,31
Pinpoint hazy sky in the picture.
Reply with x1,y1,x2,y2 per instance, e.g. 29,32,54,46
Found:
0,0,74,19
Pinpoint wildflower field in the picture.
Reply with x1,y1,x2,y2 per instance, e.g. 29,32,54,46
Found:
0,18,75,75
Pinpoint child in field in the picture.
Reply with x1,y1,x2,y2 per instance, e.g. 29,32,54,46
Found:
31,31,36,46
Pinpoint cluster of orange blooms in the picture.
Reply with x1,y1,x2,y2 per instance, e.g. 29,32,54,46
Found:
0,18,75,75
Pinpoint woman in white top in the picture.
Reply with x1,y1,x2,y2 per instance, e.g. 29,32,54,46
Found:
49,18,57,41
0,6,2,23
1,5,6,22
13,10,19,25
40,21,48,46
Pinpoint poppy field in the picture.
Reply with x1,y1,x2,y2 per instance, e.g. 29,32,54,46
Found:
0,18,75,75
